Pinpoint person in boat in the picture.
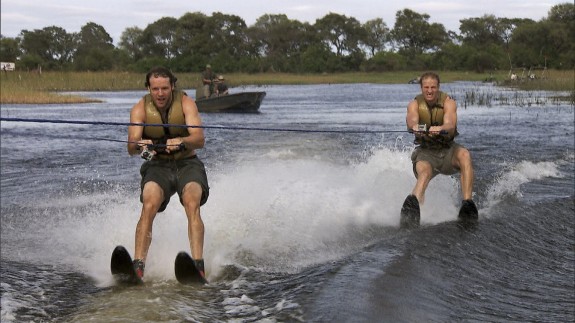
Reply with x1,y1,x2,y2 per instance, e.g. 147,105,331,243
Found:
201,64,216,98
403,71,478,221
215,75,229,96
127,66,210,280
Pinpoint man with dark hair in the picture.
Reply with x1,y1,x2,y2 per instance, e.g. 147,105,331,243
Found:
401,72,478,227
127,66,210,280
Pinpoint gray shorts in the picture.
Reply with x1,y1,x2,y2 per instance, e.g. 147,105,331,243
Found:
411,142,463,178
139,156,209,212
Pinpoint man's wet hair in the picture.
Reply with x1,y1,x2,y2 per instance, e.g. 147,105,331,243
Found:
419,72,440,86
145,66,178,88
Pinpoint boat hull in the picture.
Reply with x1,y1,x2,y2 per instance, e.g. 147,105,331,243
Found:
195,91,266,113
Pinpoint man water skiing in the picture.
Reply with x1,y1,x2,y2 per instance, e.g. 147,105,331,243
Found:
127,66,210,280
401,72,478,227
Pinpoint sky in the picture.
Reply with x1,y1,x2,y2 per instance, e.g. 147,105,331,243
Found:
0,0,567,44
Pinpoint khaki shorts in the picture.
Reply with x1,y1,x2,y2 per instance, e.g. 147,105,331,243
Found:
140,156,209,212
411,142,463,178
203,84,211,98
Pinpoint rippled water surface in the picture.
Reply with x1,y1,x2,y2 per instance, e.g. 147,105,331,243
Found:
1,82,574,322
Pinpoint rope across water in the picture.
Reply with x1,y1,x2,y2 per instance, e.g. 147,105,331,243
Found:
0,117,408,134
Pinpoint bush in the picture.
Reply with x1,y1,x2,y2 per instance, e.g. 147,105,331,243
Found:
364,52,407,71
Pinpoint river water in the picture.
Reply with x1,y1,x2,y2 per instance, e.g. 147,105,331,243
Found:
1,82,574,322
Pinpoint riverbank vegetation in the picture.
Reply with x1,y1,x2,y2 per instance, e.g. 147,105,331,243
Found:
1,4,572,76
1,3,572,105
1,70,572,105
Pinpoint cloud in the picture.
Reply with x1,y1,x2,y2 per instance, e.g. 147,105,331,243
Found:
0,0,563,43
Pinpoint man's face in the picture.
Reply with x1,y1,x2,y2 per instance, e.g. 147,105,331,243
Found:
148,76,173,109
420,77,439,103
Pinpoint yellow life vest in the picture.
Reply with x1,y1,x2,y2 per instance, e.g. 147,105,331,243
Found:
142,90,195,160
414,91,457,147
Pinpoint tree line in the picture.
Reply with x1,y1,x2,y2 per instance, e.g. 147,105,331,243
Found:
1,3,573,74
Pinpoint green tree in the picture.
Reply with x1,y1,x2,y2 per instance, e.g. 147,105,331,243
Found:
300,43,334,72
543,2,575,68
432,42,469,70
314,13,366,71
139,17,179,60
362,18,390,57
547,2,575,23
391,9,449,58
459,15,505,47
249,14,314,72
458,15,533,71
118,26,144,61
364,51,407,71
43,26,76,66
204,12,250,72
18,55,43,71
210,12,249,56
19,29,51,65
511,19,573,69
465,43,507,72
19,26,76,69
508,3,574,70
74,22,115,70
174,12,211,60
0,36,21,62
459,15,532,52
315,13,365,57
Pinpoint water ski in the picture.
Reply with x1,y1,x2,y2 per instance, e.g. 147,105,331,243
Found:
457,200,479,229
174,252,208,285
110,245,143,285
400,194,420,229
458,200,478,219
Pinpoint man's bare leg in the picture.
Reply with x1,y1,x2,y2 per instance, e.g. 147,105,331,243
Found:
412,161,433,204
182,182,204,260
135,182,164,261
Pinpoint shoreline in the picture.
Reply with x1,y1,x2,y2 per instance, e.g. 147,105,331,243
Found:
1,71,573,105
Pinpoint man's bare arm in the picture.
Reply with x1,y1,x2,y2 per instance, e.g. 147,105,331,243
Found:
127,99,147,155
406,100,420,131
